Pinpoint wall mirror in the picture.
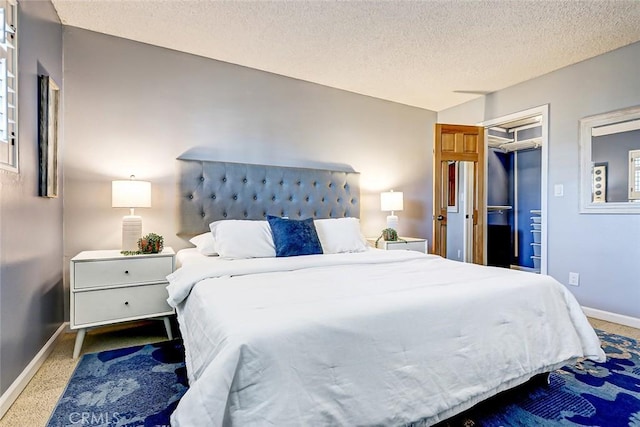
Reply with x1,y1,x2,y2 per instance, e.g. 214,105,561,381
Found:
580,105,640,213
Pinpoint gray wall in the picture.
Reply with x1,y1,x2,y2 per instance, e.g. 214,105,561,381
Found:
62,28,436,317
0,1,63,393
439,41,640,319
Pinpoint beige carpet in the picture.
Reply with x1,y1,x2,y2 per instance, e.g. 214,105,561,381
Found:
1,318,638,427
0,320,170,427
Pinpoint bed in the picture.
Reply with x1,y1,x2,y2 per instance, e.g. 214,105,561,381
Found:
167,159,605,426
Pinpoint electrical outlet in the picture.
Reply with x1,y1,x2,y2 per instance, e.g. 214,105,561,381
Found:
569,272,580,286
457,249,462,259
554,184,564,197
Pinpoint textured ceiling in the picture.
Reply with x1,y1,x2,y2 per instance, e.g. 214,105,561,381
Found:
51,0,640,112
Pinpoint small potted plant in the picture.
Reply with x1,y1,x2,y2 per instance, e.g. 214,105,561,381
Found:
381,228,399,241
138,233,164,254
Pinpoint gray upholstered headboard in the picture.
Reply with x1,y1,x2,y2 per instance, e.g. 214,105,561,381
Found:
177,159,361,236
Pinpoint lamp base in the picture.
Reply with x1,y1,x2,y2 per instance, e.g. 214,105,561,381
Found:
122,215,142,251
386,214,399,231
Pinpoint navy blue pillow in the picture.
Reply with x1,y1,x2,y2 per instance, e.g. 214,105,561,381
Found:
267,216,323,257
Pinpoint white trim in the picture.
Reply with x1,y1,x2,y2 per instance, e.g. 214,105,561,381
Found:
592,118,640,137
582,306,640,330
512,122,541,132
479,104,549,274
0,322,68,419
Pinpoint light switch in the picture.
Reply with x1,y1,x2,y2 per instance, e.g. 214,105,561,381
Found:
554,184,564,197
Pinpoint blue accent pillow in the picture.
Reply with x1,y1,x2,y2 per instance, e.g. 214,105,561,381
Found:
267,216,323,257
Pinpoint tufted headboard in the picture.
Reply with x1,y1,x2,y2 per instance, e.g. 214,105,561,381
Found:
177,159,361,236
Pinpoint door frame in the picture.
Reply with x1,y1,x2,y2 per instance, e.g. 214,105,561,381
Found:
479,104,549,274
433,124,485,264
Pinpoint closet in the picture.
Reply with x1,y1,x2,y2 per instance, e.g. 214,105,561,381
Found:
486,116,542,272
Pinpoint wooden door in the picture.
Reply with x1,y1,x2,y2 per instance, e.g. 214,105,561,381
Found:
433,124,485,264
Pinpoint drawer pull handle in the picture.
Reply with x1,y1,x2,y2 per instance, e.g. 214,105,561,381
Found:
124,270,129,274
124,301,129,306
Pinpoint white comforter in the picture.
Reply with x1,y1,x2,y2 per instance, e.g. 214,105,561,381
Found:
166,250,605,426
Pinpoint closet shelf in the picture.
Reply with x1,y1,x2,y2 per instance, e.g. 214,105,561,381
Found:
490,136,542,153
488,205,512,214
488,134,514,148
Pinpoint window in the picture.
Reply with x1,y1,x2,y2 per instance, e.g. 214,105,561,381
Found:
630,150,640,201
0,0,16,171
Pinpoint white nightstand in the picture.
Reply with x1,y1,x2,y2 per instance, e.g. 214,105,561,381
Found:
70,248,176,358
367,237,428,253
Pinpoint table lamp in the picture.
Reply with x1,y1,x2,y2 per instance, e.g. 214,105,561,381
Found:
380,190,403,230
112,175,151,251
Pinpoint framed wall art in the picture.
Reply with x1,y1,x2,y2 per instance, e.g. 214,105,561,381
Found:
38,75,60,198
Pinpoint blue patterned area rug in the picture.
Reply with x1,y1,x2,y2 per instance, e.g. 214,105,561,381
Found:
434,330,640,427
47,340,187,427
47,330,639,427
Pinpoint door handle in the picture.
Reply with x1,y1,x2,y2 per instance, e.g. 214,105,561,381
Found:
437,215,445,221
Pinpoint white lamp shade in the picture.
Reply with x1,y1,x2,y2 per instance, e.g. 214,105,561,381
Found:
112,180,151,208
380,191,403,212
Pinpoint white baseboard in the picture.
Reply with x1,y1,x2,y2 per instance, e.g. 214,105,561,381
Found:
582,306,640,330
0,322,68,420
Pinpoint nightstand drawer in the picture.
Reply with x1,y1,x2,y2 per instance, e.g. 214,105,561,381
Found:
74,257,173,289
383,240,426,252
74,283,172,326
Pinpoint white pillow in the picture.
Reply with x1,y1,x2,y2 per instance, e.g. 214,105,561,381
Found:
314,217,368,254
210,220,276,259
188,232,218,256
